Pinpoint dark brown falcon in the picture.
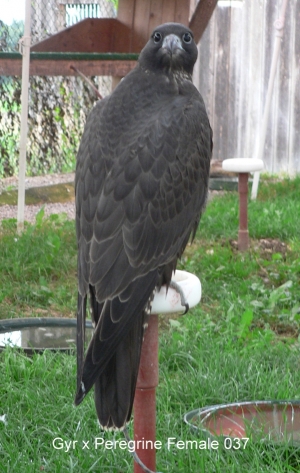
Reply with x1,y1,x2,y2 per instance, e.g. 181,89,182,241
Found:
75,22,212,429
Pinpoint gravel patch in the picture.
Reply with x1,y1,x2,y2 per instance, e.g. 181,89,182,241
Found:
0,173,75,223
0,171,220,224
0,202,75,223
1,172,75,192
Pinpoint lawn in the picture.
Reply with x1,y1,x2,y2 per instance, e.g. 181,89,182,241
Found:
0,176,300,472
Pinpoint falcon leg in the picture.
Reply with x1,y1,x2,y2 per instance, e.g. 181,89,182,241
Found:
169,280,189,314
123,427,163,473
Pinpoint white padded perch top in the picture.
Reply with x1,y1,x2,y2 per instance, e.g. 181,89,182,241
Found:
222,158,264,173
151,270,201,315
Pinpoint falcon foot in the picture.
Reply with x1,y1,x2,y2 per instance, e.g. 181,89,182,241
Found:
169,280,189,314
123,427,163,473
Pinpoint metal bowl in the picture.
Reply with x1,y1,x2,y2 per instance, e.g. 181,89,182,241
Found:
0,317,93,354
184,401,300,444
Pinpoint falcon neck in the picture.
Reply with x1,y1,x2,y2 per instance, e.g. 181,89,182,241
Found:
169,69,193,86
138,64,194,93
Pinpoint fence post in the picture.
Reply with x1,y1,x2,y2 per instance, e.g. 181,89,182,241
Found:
17,0,31,233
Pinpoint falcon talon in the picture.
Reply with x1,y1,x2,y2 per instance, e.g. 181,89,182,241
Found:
169,280,189,313
183,302,189,315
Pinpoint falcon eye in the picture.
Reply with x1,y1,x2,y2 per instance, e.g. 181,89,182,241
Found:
153,32,162,43
182,32,192,44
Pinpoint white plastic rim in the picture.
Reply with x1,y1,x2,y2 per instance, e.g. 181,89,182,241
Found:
151,270,202,315
222,158,264,173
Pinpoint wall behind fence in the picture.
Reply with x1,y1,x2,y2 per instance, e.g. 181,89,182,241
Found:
194,0,300,175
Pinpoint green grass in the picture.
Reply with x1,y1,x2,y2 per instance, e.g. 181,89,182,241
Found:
0,210,77,319
0,176,300,472
1,335,300,472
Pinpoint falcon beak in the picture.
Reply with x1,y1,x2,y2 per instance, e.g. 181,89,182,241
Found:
162,34,183,54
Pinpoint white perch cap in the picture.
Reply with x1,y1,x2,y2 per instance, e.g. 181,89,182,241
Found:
222,158,264,173
151,270,201,315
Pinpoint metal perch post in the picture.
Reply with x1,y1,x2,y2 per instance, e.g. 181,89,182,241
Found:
222,159,264,251
133,314,159,473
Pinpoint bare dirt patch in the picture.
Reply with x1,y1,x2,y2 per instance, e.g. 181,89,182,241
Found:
230,238,289,258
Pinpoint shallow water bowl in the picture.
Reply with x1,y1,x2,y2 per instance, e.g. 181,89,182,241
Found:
184,401,300,445
0,317,93,354
0,271,201,354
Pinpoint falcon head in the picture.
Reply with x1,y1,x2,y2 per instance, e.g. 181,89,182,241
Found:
139,23,198,76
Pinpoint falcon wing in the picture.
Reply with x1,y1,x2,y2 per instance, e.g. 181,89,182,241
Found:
77,77,211,302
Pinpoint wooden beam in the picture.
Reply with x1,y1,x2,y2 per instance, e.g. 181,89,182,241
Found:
0,56,137,76
31,19,133,53
189,0,218,43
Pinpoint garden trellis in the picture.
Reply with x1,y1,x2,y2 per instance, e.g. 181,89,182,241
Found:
0,0,118,229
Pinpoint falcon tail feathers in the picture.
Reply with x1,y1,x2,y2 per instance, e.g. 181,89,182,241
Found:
75,271,158,428
94,313,144,429
76,293,86,393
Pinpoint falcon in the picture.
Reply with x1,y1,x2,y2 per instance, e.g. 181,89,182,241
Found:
75,22,212,430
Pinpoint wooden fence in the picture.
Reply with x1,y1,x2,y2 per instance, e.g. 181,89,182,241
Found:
194,0,300,175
